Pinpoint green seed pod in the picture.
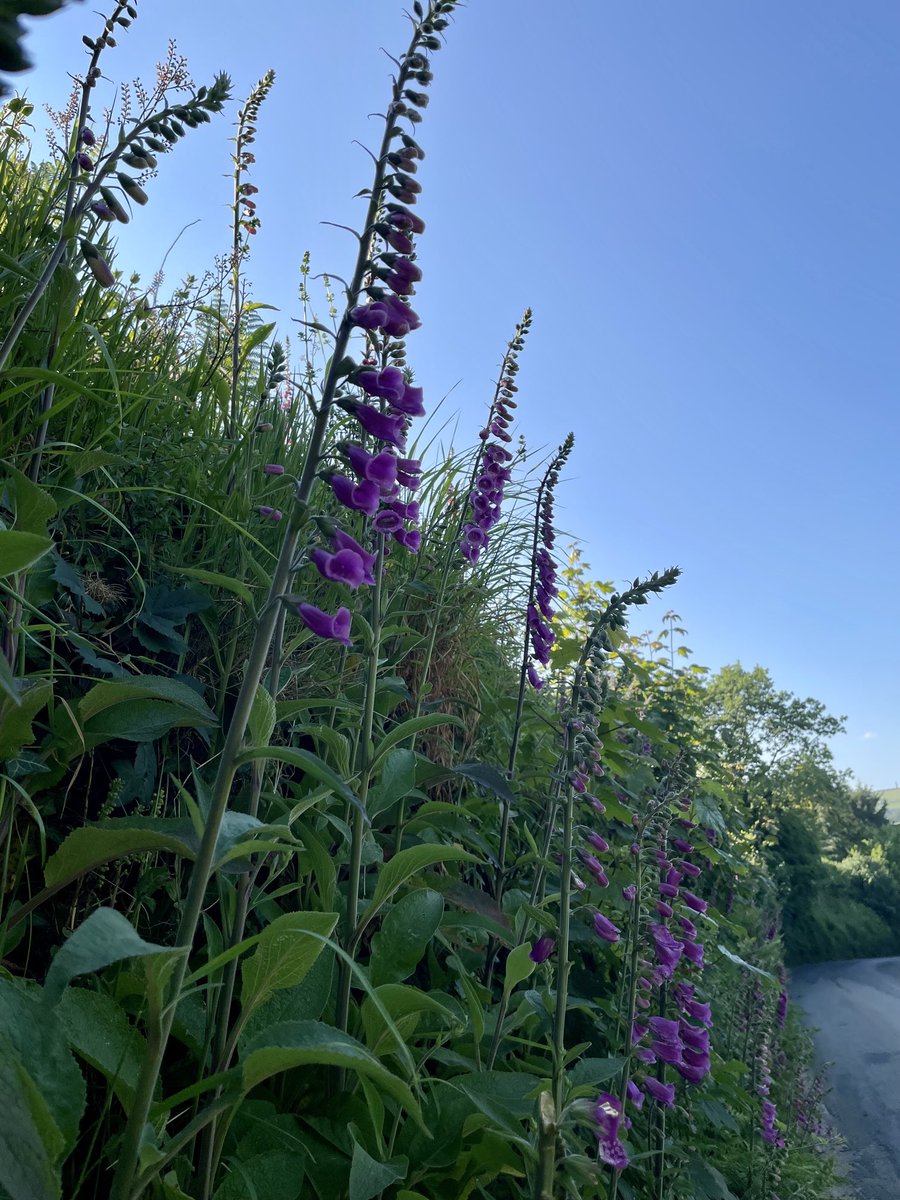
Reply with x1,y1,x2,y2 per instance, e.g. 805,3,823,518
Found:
80,239,115,288
159,125,179,144
117,173,148,205
144,138,166,153
100,186,130,223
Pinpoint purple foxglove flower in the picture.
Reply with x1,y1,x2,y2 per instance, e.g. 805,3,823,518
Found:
630,843,641,856
394,527,421,552
776,990,789,1029
373,509,404,533
346,445,398,491
635,995,650,1010
310,547,373,589
357,366,407,403
634,1046,657,1065
379,295,421,337
592,1094,630,1170
526,663,543,690
626,1080,644,1110
296,602,352,646
656,901,674,919
666,867,683,887
529,934,555,964
390,499,419,521
255,506,283,521
587,832,609,854
671,838,694,855
682,940,705,967
675,1061,708,1084
350,300,390,329
354,404,407,448
592,912,620,943
331,473,380,515
383,227,414,254
677,859,702,878
332,529,376,576
264,463,285,475
643,1078,676,1107
648,1016,681,1044
679,1022,710,1052
651,1041,683,1065
622,884,637,902
682,892,707,914
390,383,425,417
631,1022,647,1045
687,1000,713,1026
659,882,679,898
386,204,425,233
678,916,697,940
673,982,695,1009
589,796,606,814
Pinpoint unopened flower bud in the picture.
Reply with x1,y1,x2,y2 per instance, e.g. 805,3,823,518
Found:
79,127,96,146
117,173,148,205
263,463,284,475
80,240,115,288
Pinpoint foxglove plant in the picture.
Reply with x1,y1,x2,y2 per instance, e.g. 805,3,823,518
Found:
109,5,458,1196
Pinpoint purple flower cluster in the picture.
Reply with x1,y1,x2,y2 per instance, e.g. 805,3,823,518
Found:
289,43,438,645
761,1099,783,1147
524,433,573,688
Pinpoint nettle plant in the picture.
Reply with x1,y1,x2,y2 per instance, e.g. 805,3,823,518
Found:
0,3,842,1200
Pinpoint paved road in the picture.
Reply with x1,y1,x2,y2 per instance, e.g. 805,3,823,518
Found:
791,957,900,1200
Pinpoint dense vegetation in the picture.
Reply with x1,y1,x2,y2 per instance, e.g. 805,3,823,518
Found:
0,3,880,1198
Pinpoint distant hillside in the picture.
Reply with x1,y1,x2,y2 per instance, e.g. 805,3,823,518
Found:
878,788,900,823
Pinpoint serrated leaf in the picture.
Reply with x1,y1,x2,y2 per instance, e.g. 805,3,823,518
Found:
240,912,338,1019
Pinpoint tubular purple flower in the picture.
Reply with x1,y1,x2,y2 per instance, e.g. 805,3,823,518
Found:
310,547,373,589
656,901,674,919
350,300,390,329
678,916,698,940
644,1078,676,1107
587,832,609,854
354,403,407,448
622,884,637,901
330,473,380,515
373,509,404,534
529,934,555,964
592,1094,630,1170
682,892,708,914
345,445,398,491
332,529,376,576
593,912,621,943
296,602,352,646
626,1081,644,1110
76,151,93,171
264,463,285,475
386,204,425,233
79,127,97,146
687,999,713,1026
678,859,702,878
394,527,421,552
357,365,407,403
526,663,543,690
390,499,419,521
390,382,425,416
255,506,283,521
672,838,694,855
682,940,705,967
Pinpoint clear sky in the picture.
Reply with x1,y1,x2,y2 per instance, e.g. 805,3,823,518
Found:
14,1,900,787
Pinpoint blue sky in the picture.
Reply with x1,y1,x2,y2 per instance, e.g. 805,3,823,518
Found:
15,1,900,786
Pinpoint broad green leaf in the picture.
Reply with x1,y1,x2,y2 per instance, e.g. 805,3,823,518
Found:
78,676,215,724
349,1137,407,1200
213,1152,305,1200
238,322,277,368
502,943,536,996
361,984,457,1054
357,844,476,935
371,713,464,768
0,678,51,760
0,530,53,577
43,818,198,892
56,987,145,1108
567,1056,627,1089
368,748,417,820
43,908,181,1006
0,654,18,705
177,565,255,609
78,676,217,745
240,912,338,1019
2,465,57,535
452,1070,540,1139
452,761,516,807
0,979,86,1200
686,1155,739,1200
241,1020,420,1119
370,889,443,986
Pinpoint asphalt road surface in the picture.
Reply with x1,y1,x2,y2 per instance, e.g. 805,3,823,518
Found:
791,957,900,1200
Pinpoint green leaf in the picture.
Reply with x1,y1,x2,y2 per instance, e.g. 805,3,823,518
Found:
0,530,53,577
371,713,464,768
357,844,476,936
685,1155,739,1200
0,678,51,761
43,908,181,1006
239,322,277,368
177,566,255,609
452,761,516,807
0,979,86,1200
370,889,443,986
694,1098,740,1133
240,912,338,1020
368,748,417,820
2,465,57,535
56,987,145,1108
241,1021,420,1119
349,1137,407,1200
78,676,217,745
235,745,359,810
43,818,198,892
213,1152,305,1200
452,1070,540,1139
361,984,457,1055
502,943,536,996
567,1056,627,1088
